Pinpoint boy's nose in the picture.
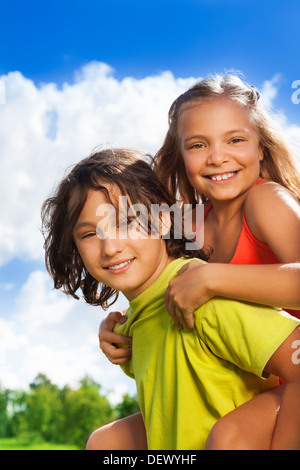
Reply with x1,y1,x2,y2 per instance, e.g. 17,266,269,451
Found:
100,235,124,258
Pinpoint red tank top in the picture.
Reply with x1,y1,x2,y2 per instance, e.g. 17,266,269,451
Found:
196,179,300,319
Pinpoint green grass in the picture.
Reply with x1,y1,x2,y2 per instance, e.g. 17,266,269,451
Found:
0,437,80,450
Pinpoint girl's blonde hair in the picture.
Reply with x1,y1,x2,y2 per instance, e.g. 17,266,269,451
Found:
153,73,300,204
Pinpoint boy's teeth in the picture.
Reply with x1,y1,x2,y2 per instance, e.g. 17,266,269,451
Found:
109,259,132,270
211,172,234,181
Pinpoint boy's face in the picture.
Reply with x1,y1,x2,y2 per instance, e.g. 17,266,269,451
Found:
73,186,171,301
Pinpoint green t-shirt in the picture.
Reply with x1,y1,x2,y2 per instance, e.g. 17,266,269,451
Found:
115,258,299,450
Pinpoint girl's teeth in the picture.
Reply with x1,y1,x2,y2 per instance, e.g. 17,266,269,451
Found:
211,172,234,181
109,260,132,270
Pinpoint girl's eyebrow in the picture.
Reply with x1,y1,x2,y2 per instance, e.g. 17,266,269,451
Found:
183,128,251,142
183,134,205,143
224,128,252,136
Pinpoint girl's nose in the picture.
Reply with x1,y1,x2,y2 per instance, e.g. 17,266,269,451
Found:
207,144,229,166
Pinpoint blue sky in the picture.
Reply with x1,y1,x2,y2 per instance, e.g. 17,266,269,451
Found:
2,0,300,99
0,0,299,399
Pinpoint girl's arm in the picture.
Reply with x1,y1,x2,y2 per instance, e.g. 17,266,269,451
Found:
166,261,300,330
165,182,300,330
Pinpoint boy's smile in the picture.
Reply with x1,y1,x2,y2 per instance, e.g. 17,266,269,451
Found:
73,186,171,301
103,257,135,273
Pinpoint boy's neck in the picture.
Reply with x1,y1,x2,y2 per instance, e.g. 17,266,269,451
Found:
125,255,176,302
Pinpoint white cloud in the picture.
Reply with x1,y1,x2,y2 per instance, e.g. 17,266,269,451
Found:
259,75,300,169
0,316,30,389
260,73,281,109
15,270,73,331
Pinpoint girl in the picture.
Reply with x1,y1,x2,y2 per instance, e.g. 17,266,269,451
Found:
154,73,300,329
41,147,300,450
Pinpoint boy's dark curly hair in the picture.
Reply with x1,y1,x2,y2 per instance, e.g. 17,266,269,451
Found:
41,147,207,309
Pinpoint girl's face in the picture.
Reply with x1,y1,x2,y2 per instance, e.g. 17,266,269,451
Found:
178,97,264,203
73,186,171,301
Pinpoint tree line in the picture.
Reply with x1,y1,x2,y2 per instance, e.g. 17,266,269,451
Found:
0,373,139,449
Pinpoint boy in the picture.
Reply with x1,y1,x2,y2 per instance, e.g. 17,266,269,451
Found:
42,147,300,450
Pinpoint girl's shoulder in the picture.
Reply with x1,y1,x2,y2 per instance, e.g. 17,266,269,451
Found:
245,180,299,212
244,180,300,242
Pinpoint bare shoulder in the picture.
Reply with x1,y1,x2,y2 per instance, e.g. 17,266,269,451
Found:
244,181,300,242
245,181,299,218
247,180,297,203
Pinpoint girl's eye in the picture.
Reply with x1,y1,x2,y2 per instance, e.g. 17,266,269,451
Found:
190,142,205,150
230,137,244,144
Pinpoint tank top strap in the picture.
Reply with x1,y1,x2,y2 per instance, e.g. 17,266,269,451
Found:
256,177,266,185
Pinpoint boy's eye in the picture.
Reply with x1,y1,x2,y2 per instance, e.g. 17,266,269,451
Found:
82,232,96,239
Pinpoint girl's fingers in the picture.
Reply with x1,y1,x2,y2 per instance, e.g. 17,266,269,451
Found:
165,284,195,330
180,309,195,331
98,310,132,364
100,310,126,332
105,345,132,365
165,287,183,330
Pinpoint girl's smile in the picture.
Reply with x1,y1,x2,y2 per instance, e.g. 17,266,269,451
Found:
204,170,239,183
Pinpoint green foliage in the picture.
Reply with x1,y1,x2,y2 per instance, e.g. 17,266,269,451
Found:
115,393,140,418
0,387,9,437
0,437,79,450
0,373,139,449
26,374,64,441
59,378,113,447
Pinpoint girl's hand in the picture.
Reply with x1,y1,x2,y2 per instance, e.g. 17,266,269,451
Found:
98,310,132,365
164,261,214,331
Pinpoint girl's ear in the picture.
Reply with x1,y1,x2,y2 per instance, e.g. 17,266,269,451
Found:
259,143,265,162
